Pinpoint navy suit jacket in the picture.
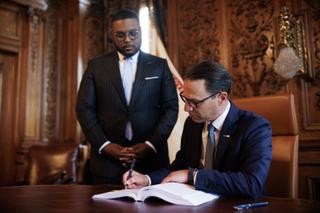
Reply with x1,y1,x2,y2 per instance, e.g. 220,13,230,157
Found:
76,51,178,180
149,102,272,198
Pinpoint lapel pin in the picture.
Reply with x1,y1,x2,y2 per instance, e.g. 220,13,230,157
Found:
223,134,231,138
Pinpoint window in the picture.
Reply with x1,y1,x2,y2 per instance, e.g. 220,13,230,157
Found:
139,6,150,53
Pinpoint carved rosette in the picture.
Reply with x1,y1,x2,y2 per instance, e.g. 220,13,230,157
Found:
228,0,286,97
178,0,220,76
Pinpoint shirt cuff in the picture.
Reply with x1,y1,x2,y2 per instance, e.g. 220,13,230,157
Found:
98,141,111,154
145,175,152,186
145,141,157,153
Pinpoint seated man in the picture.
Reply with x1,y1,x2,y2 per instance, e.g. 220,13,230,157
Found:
123,60,272,198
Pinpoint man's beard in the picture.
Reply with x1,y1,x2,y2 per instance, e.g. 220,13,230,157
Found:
115,44,140,58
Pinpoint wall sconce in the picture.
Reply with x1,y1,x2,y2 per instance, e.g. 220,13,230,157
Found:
273,5,307,80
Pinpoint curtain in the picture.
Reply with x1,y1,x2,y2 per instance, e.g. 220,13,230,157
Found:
149,0,168,47
148,2,188,162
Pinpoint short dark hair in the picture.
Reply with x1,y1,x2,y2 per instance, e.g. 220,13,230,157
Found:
184,60,232,94
111,9,140,24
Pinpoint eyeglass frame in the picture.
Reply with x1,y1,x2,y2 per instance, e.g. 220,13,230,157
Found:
179,91,220,108
112,29,141,41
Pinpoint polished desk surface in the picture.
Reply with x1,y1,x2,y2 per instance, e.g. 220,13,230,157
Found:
0,185,319,213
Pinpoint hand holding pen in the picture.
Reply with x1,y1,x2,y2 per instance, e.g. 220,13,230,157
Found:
127,158,136,180
124,158,136,188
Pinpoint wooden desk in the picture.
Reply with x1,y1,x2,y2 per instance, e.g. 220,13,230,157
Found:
0,185,319,212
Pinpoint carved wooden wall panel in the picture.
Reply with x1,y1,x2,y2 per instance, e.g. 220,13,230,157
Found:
0,0,90,185
174,0,220,76
293,0,320,200
84,0,105,64
0,7,19,37
24,9,44,142
226,0,288,97
41,0,61,142
296,0,320,136
0,52,19,185
0,1,24,185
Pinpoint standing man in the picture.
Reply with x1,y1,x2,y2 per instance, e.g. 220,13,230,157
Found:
124,61,272,198
76,9,178,184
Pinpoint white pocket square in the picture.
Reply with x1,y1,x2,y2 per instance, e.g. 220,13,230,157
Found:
145,76,159,80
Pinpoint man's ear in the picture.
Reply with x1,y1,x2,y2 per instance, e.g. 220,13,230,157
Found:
219,92,228,103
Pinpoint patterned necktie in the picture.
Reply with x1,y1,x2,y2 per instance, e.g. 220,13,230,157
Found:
122,58,133,140
204,123,215,169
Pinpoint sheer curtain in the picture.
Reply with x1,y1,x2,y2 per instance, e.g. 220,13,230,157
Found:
148,2,188,162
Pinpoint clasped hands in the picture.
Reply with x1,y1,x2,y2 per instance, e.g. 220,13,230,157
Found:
103,143,154,164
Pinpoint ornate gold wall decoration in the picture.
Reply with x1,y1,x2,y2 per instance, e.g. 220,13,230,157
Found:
228,0,286,97
178,0,220,76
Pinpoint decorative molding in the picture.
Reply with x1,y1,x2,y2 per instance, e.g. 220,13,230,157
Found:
309,2,320,110
0,7,19,37
299,1,320,132
27,7,41,74
42,0,61,141
178,0,220,77
11,0,48,11
228,0,286,97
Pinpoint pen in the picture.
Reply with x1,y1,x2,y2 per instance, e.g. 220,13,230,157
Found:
126,158,136,181
233,201,269,210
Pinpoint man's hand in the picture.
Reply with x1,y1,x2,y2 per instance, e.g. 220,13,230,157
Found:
161,170,188,184
127,143,154,159
102,143,135,163
122,170,149,189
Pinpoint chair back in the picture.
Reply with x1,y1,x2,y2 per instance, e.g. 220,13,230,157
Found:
233,94,299,198
26,143,78,185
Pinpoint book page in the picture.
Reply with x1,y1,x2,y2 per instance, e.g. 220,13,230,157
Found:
138,183,219,206
92,188,140,201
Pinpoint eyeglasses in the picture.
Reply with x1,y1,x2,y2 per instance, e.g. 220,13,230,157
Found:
113,29,140,41
179,91,220,108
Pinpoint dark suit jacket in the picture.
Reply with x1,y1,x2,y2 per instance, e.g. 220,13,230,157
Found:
76,51,178,180
149,102,272,198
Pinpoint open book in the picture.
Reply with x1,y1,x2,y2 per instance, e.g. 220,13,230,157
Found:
92,182,219,206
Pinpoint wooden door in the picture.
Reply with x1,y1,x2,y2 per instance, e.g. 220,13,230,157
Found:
0,52,18,185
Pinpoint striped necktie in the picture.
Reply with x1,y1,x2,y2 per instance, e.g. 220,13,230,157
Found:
204,123,215,169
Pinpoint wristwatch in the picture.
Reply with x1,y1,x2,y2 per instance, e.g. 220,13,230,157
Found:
187,167,197,185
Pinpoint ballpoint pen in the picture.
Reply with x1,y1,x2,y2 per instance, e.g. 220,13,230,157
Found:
233,201,269,210
126,158,136,181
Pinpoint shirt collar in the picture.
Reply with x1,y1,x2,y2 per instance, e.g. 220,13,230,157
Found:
210,100,231,132
117,51,140,63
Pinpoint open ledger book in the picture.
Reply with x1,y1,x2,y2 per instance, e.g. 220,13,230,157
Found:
92,182,219,206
